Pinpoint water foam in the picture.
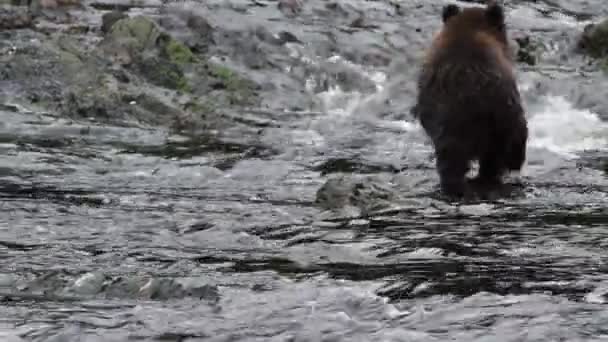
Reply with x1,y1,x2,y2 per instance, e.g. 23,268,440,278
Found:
302,51,608,162
528,95,608,159
312,55,388,117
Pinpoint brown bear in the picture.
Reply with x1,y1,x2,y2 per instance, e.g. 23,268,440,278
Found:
414,1,528,199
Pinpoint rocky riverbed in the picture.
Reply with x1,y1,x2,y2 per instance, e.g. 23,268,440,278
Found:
0,0,607,341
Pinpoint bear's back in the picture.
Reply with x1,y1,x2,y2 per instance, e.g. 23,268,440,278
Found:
417,5,520,118
415,3,524,155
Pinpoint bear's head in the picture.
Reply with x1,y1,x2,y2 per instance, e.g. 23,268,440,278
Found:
440,1,508,47
424,1,514,68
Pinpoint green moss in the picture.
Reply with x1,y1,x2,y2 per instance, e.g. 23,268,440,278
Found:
207,63,257,105
108,16,160,51
210,65,234,81
163,68,190,92
138,57,190,92
164,38,195,65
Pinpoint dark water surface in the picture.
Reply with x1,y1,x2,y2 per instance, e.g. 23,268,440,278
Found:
1,0,608,341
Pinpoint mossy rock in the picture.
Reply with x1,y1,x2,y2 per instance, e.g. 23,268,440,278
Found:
207,63,258,105
62,89,123,121
158,33,195,65
136,57,190,92
579,19,608,59
101,11,128,34
107,16,161,51
100,16,161,65
106,16,196,66
55,35,86,71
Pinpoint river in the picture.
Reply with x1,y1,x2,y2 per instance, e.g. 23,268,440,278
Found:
0,0,607,341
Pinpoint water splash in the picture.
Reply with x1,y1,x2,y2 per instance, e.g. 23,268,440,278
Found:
528,95,608,159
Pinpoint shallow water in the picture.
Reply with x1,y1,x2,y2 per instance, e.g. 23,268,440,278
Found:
1,0,608,341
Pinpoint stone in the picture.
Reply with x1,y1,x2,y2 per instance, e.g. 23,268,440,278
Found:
579,19,608,59
101,10,127,34
0,6,32,30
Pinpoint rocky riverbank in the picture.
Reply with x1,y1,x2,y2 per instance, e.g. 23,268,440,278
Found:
2,0,608,128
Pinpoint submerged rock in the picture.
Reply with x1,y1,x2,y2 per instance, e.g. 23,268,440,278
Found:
315,174,397,215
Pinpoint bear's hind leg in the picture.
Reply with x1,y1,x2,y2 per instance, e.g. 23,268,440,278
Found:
435,146,470,198
506,130,528,171
476,150,505,185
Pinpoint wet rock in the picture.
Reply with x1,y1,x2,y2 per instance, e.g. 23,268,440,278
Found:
103,276,143,298
100,10,127,34
61,88,125,121
0,5,32,30
185,61,260,108
315,174,397,215
61,85,192,127
136,56,189,91
278,31,300,44
157,32,195,65
186,13,213,40
63,24,89,34
2,10,257,130
323,2,351,18
99,15,197,92
515,35,541,66
313,158,399,176
17,270,72,295
68,272,106,295
349,15,380,30
126,92,188,125
51,33,188,126
101,15,194,65
278,0,303,17
28,0,82,19
579,19,608,59
185,14,214,53
157,6,214,54
210,65,259,105
136,277,220,301
89,0,160,11
44,0,81,8
101,16,163,60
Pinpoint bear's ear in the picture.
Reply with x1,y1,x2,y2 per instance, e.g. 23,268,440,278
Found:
442,4,460,23
485,1,505,28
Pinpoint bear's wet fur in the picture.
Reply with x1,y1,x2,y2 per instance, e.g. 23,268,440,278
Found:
414,1,528,199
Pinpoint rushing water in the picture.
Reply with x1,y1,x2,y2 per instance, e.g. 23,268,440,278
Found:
1,0,608,341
